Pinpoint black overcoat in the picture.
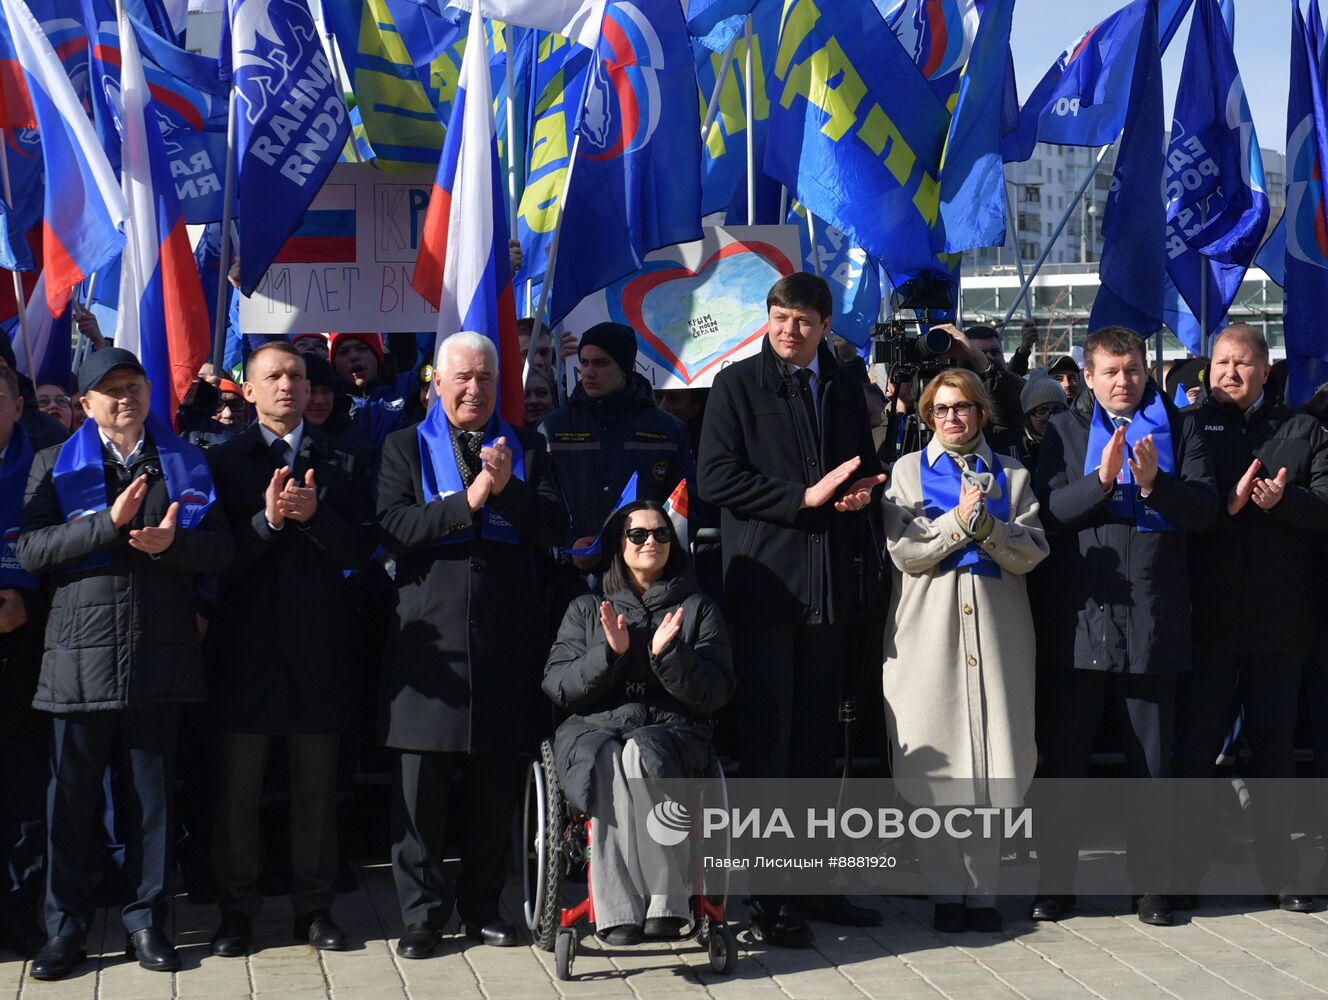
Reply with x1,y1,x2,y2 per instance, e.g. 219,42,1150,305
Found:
696,338,879,627
205,423,378,733
1034,387,1219,674
376,421,568,753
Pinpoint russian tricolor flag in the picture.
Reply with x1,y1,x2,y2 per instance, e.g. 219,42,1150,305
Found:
112,0,208,425
0,0,126,315
411,8,522,426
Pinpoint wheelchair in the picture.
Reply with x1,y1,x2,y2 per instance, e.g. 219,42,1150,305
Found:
521,738,738,981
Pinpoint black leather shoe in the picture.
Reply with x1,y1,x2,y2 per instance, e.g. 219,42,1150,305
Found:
396,923,440,960
1273,893,1318,913
596,923,643,946
966,907,1003,933
1029,895,1075,921
1134,894,1174,926
294,911,346,951
30,935,85,981
643,916,688,939
748,903,815,948
463,920,519,948
933,903,966,933
210,912,252,957
793,894,883,927
126,927,181,972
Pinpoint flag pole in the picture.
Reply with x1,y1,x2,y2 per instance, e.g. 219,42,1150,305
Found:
505,21,518,242
1198,204,1210,356
527,131,581,396
0,130,35,377
1002,143,1112,325
778,184,787,221
211,90,238,370
1004,180,1034,321
743,16,755,224
806,209,822,278
700,35,740,139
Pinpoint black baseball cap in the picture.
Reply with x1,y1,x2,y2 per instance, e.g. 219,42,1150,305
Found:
77,347,146,395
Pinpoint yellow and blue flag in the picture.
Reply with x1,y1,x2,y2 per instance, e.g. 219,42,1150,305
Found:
764,0,949,278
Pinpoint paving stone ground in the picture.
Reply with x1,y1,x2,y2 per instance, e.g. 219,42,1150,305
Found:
6,863,1328,999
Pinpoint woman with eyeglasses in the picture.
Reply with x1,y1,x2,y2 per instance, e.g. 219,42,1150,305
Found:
879,368,1048,934
543,500,734,946
36,382,74,431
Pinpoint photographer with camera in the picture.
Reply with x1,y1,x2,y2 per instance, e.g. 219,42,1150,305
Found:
929,324,1026,454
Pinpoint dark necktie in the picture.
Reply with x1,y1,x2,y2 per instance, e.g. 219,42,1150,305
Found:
453,430,483,485
1113,416,1130,431
269,437,291,469
795,368,818,434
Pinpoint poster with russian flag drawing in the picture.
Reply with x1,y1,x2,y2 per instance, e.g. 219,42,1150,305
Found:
241,164,439,333
559,226,803,391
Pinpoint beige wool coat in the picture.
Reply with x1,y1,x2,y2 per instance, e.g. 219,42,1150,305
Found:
880,437,1049,807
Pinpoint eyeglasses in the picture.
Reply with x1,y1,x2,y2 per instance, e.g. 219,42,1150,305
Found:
219,398,246,413
38,395,71,408
625,527,673,545
932,402,977,419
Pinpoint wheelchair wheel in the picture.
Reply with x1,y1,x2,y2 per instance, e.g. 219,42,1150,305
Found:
707,922,737,975
554,927,577,981
522,740,566,953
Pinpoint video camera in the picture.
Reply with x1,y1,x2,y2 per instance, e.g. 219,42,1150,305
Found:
871,273,957,385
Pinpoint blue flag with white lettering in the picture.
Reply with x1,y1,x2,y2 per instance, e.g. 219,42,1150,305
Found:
1163,0,1268,353
1283,0,1328,403
794,210,882,348
223,0,350,295
1089,0,1165,335
543,0,702,324
1003,0,1193,163
765,0,950,278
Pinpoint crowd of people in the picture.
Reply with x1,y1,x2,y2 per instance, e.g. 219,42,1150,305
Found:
0,272,1326,979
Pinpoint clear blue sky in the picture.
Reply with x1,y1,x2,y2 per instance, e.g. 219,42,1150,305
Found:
1011,0,1292,152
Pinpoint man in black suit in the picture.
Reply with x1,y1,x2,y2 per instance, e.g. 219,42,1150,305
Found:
377,331,567,959
18,348,233,979
697,273,884,947
1032,326,1219,927
204,340,377,955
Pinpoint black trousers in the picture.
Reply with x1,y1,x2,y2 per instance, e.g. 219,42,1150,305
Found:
0,672,47,930
732,623,848,780
1036,670,1175,894
46,705,180,939
1174,651,1302,893
212,732,340,918
390,750,522,930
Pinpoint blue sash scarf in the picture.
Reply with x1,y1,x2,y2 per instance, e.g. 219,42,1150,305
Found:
0,425,36,588
920,449,1010,579
1083,385,1176,533
416,404,525,545
52,413,217,570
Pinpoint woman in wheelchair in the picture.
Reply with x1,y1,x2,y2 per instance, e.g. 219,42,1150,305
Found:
542,500,734,946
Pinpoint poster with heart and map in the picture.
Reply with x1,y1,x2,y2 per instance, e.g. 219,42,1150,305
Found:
560,225,803,390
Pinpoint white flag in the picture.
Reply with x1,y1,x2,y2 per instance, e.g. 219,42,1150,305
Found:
445,0,605,51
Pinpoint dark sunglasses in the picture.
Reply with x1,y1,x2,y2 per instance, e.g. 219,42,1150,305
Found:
1030,403,1067,419
625,527,673,545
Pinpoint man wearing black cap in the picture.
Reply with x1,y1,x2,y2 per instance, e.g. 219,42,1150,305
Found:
538,322,693,562
18,348,233,979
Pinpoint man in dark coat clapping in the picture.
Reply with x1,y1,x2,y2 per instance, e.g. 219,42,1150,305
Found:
204,340,377,956
377,331,567,960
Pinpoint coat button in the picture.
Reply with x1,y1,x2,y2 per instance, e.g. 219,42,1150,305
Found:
966,656,977,667
807,456,817,466
963,605,973,615
950,532,961,541
811,534,821,543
